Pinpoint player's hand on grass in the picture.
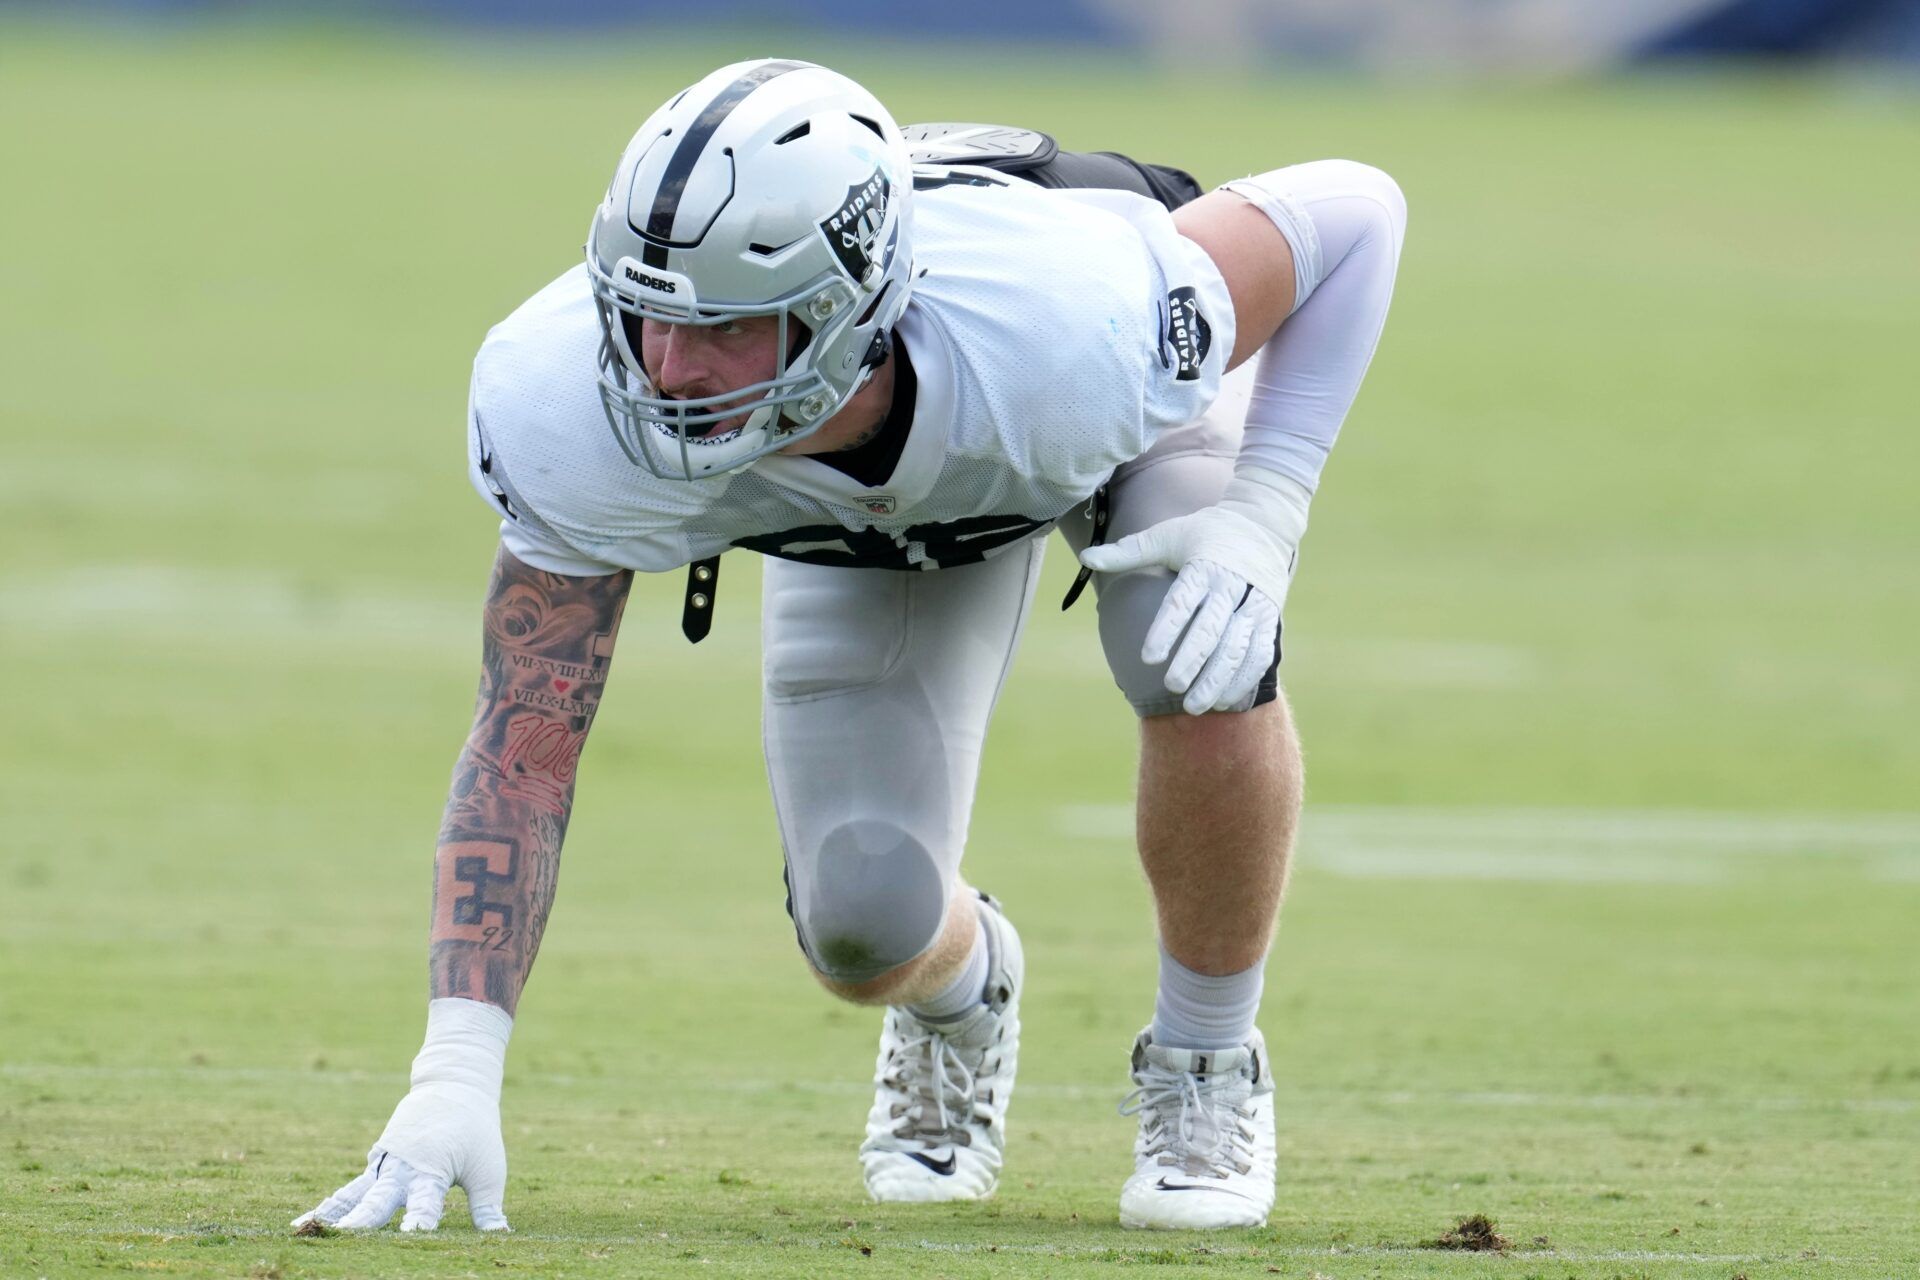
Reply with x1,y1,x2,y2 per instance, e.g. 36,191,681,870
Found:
297,1150,482,1233
293,998,513,1233
1078,467,1310,715
293,1082,510,1232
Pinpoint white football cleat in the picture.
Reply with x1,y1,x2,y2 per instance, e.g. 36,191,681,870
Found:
859,892,1022,1202
1118,1028,1276,1229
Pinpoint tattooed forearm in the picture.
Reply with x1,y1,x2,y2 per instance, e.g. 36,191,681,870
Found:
430,546,632,1014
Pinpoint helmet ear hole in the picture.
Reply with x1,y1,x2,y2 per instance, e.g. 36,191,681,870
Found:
855,281,893,329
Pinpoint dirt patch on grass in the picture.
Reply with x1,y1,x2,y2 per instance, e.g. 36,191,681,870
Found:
1428,1214,1511,1253
291,1218,337,1238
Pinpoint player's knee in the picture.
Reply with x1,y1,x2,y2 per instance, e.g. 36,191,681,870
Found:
1097,566,1180,716
789,819,947,984
1096,567,1278,718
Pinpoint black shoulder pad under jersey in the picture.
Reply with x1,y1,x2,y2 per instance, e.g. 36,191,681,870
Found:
903,120,1202,213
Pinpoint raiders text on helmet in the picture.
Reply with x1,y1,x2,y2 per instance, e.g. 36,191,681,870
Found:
587,59,915,480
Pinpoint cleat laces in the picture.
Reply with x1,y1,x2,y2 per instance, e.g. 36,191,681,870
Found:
1119,1064,1257,1178
879,1026,996,1147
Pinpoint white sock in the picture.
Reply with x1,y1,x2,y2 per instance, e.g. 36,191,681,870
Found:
1151,943,1263,1050
907,917,989,1023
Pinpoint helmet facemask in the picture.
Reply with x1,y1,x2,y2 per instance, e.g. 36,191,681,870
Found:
590,258,865,480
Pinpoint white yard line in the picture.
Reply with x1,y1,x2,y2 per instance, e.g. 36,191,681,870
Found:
0,564,472,646
5,1061,1912,1113
1297,848,1729,883
0,563,755,659
1055,803,1920,883
1059,803,1920,848
1303,806,1920,849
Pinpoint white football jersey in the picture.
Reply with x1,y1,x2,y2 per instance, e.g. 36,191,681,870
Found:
467,171,1235,575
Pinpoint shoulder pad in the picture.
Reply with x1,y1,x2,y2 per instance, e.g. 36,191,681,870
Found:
912,164,1011,193
902,123,1058,172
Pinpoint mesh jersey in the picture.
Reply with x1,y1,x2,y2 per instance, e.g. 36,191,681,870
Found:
467,171,1236,575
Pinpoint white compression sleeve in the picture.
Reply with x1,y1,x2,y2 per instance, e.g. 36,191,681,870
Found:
1221,160,1408,492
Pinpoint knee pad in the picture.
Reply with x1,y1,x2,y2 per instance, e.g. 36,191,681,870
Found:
1090,394,1278,718
1097,565,1187,717
788,819,948,983
1097,565,1279,718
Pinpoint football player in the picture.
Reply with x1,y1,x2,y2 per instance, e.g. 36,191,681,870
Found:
294,59,1405,1234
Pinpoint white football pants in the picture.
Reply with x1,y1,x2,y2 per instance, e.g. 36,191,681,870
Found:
762,363,1271,983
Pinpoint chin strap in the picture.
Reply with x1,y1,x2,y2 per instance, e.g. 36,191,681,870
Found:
1060,483,1110,611
681,556,720,642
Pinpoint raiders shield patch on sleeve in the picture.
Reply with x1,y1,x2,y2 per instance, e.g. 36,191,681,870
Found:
1160,286,1213,382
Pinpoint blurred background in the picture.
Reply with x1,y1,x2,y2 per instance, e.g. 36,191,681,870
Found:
2,1,1917,1275
28,0,1920,67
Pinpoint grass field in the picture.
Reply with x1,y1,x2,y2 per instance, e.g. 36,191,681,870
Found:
2,20,1918,1279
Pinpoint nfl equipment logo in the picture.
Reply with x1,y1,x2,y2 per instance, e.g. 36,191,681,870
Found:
861,495,898,516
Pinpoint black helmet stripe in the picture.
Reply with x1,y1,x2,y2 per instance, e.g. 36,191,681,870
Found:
642,59,809,256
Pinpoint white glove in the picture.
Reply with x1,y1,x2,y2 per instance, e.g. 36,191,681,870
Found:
293,998,513,1233
1078,466,1310,715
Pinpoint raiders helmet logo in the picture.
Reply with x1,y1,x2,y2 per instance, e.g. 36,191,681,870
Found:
1160,286,1213,383
820,168,892,284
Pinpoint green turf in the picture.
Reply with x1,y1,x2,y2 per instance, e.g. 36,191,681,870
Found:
2,21,1917,1279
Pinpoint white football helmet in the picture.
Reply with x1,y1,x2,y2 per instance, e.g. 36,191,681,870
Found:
587,59,915,480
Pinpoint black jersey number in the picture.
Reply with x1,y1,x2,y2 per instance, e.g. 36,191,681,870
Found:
733,513,1050,570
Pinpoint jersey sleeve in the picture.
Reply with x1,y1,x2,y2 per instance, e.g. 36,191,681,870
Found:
466,393,623,578
1058,188,1238,442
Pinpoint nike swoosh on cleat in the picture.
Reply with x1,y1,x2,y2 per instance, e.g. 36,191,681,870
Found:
1154,1176,1254,1198
906,1151,958,1176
